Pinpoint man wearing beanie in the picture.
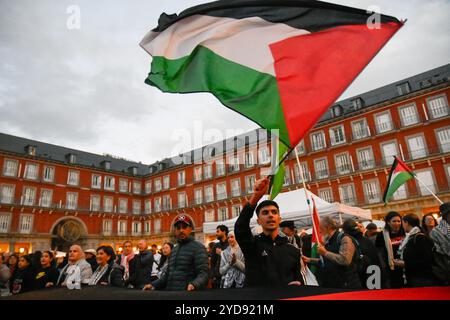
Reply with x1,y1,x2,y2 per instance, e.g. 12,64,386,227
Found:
234,176,302,287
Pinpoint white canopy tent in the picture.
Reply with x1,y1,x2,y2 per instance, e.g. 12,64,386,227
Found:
202,188,372,234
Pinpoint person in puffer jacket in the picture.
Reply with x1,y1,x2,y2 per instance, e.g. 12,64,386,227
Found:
143,215,208,291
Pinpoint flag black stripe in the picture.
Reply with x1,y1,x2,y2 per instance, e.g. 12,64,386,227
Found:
153,0,401,33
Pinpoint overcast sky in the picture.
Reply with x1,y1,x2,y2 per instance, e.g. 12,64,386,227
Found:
1,0,449,164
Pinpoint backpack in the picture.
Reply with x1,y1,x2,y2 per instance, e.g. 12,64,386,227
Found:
337,233,371,275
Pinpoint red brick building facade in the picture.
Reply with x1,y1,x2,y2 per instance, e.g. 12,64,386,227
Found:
1,64,449,254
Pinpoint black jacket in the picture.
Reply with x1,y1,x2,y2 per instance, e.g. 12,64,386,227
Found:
92,263,125,287
235,203,302,287
211,240,229,280
12,267,34,294
152,236,208,291
403,233,436,286
117,254,137,286
33,266,59,290
129,250,153,289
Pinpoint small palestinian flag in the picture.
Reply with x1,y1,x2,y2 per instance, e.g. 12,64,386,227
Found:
310,197,323,273
140,0,403,150
383,156,415,204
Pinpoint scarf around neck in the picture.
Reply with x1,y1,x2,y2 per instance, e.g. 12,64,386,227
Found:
399,226,421,260
120,252,135,280
431,219,450,257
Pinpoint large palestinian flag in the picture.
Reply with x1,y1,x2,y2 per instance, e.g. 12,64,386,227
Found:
383,156,415,204
140,0,403,150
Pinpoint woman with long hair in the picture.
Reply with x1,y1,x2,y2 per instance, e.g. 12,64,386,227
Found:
11,255,34,294
157,242,173,279
421,213,438,238
87,246,124,287
375,211,406,288
33,251,59,290
7,253,19,293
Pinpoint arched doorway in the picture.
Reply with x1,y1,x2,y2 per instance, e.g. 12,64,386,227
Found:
51,219,86,251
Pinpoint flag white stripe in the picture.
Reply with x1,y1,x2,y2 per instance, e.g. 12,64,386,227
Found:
140,14,310,76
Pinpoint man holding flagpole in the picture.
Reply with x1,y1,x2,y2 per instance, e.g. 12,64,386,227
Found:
234,177,302,287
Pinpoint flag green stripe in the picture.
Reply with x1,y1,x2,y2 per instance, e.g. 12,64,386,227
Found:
385,171,414,200
146,45,291,147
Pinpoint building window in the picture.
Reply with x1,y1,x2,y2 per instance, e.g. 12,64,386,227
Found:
415,169,436,196
204,164,213,179
375,111,393,134
437,127,450,153
204,209,215,222
396,82,410,96
118,198,128,214
258,146,271,164
393,184,407,200
24,163,39,180
22,187,36,206
3,159,19,177
294,162,309,183
163,175,170,190
363,180,381,204
42,166,55,183
314,158,329,179
216,183,227,200
318,188,333,203
329,125,346,146
154,197,161,212
245,151,254,168
144,221,151,235
194,167,202,182
231,205,242,218
352,98,364,110
331,105,343,118
154,219,161,234
103,196,113,213
144,200,152,214
351,119,370,140
228,157,239,173
194,188,203,205
91,174,102,189
335,153,351,175
132,200,141,214
145,180,152,194
406,135,427,160
0,214,11,233
103,220,112,236
132,181,141,195
399,104,419,126
90,195,101,211
39,189,52,207
204,186,214,203
118,179,128,193
66,192,78,210
283,166,291,186
215,159,225,176
231,179,241,197
339,184,356,205
178,192,186,208
310,131,326,151
245,175,256,194
132,222,141,236
67,170,80,186
427,95,449,119
357,147,375,170
380,141,399,166
104,176,115,191
154,178,162,192
118,221,127,236
177,171,185,186
19,214,33,234
218,207,228,221
162,195,171,211
0,184,15,204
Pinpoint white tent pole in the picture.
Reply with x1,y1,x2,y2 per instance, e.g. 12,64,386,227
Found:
294,148,313,219
413,175,443,204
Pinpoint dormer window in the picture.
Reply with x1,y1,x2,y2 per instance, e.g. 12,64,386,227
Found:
331,105,343,118
396,82,410,96
66,153,76,164
351,98,364,110
26,145,37,156
129,166,138,175
101,160,111,170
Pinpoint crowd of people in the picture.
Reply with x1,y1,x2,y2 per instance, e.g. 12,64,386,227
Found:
1,177,449,297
